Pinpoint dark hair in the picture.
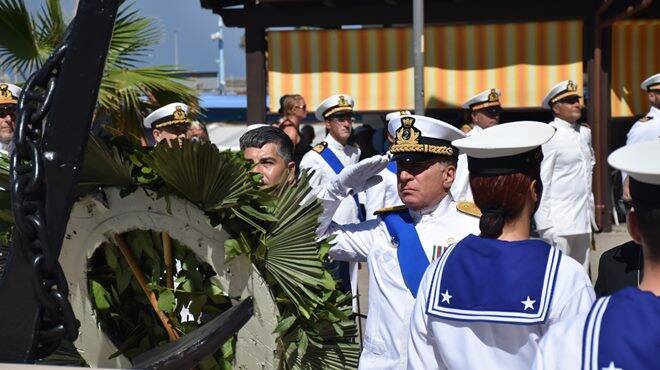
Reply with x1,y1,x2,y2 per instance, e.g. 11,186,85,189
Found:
469,169,542,238
239,126,294,163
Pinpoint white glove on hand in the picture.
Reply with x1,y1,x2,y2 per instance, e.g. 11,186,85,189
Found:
539,227,568,254
329,154,391,197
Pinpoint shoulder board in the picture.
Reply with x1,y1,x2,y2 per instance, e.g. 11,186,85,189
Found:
312,142,328,153
638,116,653,122
456,201,482,217
374,204,408,216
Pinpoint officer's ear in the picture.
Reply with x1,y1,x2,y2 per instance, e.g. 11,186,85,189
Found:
551,102,561,116
152,129,162,142
627,209,644,245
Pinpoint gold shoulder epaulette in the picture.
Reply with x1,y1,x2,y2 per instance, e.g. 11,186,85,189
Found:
312,142,328,153
457,201,482,218
374,204,408,216
639,116,653,123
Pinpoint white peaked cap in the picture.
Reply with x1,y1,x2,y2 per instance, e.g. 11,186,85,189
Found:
608,140,660,185
541,80,581,109
640,73,660,91
315,94,355,121
144,102,191,129
453,121,555,158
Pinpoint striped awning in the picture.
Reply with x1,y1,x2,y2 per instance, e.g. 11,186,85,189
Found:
611,20,660,117
267,20,583,113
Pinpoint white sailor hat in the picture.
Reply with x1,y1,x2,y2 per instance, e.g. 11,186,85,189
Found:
640,73,660,92
385,110,412,123
315,94,355,121
453,121,555,176
541,80,581,109
387,115,465,162
461,88,501,110
144,102,191,129
0,83,22,106
609,141,660,208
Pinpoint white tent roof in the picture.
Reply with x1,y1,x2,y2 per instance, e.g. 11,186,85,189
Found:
207,122,328,151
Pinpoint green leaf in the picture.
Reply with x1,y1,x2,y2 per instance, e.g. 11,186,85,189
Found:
156,289,175,313
274,315,297,335
116,264,132,294
90,280,111,311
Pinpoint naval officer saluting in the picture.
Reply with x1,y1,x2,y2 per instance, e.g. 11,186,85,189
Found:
317,115,480,369
536,140,660,370
407,121,594,370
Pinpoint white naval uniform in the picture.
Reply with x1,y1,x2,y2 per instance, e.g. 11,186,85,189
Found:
327,195,479,370
535,287,659,370
407,237,595,370
534,117,596,269
364,163,402,220
450,125,482,202
623,106,660,182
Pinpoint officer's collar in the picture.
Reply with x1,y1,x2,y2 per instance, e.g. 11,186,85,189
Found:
552,116,579,129
325,133,349,152
410,193,453,223
650,105,659,117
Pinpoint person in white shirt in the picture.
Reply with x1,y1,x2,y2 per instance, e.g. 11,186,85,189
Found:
300,94,362,301
535,80,596,271
407,121,595,370
622,72,660,200
535,140,660,370
452,88,502,203
0,83,21,156
317,115,480,369
363,110,409,220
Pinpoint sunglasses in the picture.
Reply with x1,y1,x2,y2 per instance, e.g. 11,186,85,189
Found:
295,104,307,110
558,96,581,105
329,116,356,124
0,107,16,119
477,107,501,117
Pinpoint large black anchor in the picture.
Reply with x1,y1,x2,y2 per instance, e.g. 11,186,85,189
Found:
0,0,252,366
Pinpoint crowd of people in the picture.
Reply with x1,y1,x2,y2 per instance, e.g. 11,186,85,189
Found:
0,71,658,369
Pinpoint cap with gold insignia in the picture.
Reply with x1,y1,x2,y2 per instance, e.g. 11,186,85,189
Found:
387,114,465,162
609,140,660,209
640,73,660,92
541,80,581,109
461,88,501,110
0,83,22,106
385,110,412,123
144,103,191,129
315,94,355,121
452,121,555,176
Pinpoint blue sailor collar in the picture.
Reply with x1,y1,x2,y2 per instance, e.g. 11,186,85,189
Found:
426,234,561,324
582,287,660,370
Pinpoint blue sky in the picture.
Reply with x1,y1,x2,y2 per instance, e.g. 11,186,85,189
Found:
28,0,246,77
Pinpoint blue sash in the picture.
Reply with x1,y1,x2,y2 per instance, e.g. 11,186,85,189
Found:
317,145,366,221
425,234,561,324
381,210,429,297
386,161,397,174
581,287,660,370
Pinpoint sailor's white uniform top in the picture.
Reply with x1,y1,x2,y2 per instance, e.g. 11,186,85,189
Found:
327,195,480,369
364,161,402,220
300,134,361,224
535,287,659,370
407,235,595,370
534,117,597,235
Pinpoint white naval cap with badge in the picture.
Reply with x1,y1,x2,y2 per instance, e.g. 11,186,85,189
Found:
0,83,22,106
541,80,581,109
387,114,465,162
315,94,355,121
461,88,501,110
452,121,556,176
640,73,660,92
609,140,660,209
144,102,191,129
385,110,412,123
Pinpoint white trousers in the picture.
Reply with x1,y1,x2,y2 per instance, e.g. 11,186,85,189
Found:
556,233,591,272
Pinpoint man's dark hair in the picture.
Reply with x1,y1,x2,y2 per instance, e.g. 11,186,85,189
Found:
239,126,294,163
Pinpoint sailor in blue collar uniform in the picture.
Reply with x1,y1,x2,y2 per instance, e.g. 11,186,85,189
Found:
363,110,409,219
319,115,480,369
407,121,595,370
536,140,660,370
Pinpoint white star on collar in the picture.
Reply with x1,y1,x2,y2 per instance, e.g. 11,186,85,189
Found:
602,361,622,370
521,296,536,311
441,290,452,304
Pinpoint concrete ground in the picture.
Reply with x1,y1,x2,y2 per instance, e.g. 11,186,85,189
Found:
354,224,633,338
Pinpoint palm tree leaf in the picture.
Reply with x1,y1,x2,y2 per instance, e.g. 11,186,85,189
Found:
79,135,134,188
0,0,43,73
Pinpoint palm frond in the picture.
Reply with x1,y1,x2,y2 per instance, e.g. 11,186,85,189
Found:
145,140,258,211
35,0,66,51
79,135,134,188
0,0,43,73
106,7,161,70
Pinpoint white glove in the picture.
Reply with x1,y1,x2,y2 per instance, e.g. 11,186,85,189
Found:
538,227,568,254
329,154,391,197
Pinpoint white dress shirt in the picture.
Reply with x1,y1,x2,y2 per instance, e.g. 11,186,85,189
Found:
327,195,480,369
364,165,402,220
535,117,596,236
300,134,362,224
407,246,595,370
623,106,660,182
